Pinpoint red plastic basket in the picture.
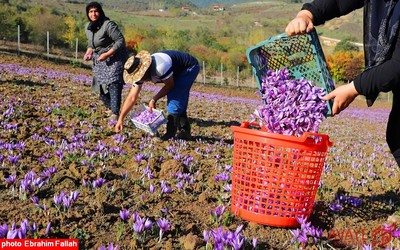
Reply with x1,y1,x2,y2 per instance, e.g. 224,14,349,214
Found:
230,122,333,228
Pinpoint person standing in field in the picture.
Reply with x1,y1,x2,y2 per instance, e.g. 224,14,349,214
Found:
84,1,128,122
115,50,200,141
285,0,400,166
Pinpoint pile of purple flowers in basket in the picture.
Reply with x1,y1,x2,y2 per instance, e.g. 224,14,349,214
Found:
252,68,327,137
132,109,159,124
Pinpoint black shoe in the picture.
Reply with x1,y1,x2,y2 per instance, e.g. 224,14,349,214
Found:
160,114,178,141
176,114,191,140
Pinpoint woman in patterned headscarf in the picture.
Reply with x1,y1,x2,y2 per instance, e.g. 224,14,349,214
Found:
286,0,400,166
84,2,128,122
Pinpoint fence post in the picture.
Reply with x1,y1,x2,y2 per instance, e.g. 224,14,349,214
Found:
75,38,78,61
202,61,205,85
47,31,50,60
220,63,223,85
236,66,239,87
17,25,20,56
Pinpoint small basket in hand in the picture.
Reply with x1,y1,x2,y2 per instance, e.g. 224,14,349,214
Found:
129,104,167,136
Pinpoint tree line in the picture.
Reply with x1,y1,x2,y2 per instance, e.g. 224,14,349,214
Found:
0,0,363,83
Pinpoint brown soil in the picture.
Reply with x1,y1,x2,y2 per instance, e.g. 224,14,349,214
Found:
0,53,399,250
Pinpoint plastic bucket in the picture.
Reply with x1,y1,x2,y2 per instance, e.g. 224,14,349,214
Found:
230,122,333,227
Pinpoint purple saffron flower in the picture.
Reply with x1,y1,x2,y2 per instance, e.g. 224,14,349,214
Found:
45,222,51,235
119,209,130,222
30,222,37,234
8,155,20,165
212,205,226,218
143,218,154,230
329,202,343,212
149,184,155,194
70,190,79,201
392,229,400,238
160,181,173,194
93,178,106,188
203,230,210,243
252,238,258,249
7,229,18,239
157,218,171,242
0,223,8,238
62,197,72,209
31,196,39,205
133,216,145,234
4,174,17,184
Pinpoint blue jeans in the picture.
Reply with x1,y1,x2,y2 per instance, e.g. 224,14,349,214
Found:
166,64,200,115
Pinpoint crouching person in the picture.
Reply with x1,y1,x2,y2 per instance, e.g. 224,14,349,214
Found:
115,50,200,140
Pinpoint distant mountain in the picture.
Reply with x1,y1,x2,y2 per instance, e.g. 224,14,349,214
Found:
61,0,196,11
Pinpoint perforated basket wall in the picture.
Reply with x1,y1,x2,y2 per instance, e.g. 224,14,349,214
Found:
130,104,167,136
230,122,333,228
247,30,335,116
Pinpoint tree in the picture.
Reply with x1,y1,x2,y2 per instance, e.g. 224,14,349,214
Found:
343,52,364,81
327,50,364,82
334,37,360,52
63,16,77,48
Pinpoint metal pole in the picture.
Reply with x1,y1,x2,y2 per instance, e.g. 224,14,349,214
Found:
236,66,239,87
75,38,78,61
202,61,205,85
47,31,49,60
220,63,223,85
17,25,20,55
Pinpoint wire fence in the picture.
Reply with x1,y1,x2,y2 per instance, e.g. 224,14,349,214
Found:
0,35,259,89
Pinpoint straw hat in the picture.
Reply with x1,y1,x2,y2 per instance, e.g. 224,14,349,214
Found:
123,50,152,85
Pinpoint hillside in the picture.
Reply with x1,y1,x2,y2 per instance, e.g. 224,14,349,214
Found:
189,0,285,8
29,0,197,11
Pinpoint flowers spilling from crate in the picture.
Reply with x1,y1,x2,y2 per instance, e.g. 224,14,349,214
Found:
130,104,167,135
252,68,327,137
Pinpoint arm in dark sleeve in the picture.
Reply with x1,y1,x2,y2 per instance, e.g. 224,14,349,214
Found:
354,35,400,97
302,0,364,25
106,21,126,51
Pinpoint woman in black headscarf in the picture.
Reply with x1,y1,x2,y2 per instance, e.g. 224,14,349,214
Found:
286,0,400,166
84,2,128,122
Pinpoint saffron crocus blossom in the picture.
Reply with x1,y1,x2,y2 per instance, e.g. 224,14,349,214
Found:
392,229,400,238
328,202,343,213
70,190,79,201
119,209,130,222
252,238,258,249
252,68,327,136
8,155,20,165
160,181,173,195
45,222,51,235
149,184,155,194
93,178,106,188
99,243,118,250
214,172,230,182
157,218,171,242
4,174,17,185
143,218,154,230
0,223,8,238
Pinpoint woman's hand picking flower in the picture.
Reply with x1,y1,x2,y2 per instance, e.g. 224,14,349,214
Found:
323,82,359,117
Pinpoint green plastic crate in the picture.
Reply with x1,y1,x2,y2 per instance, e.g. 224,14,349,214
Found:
246,30,335,116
